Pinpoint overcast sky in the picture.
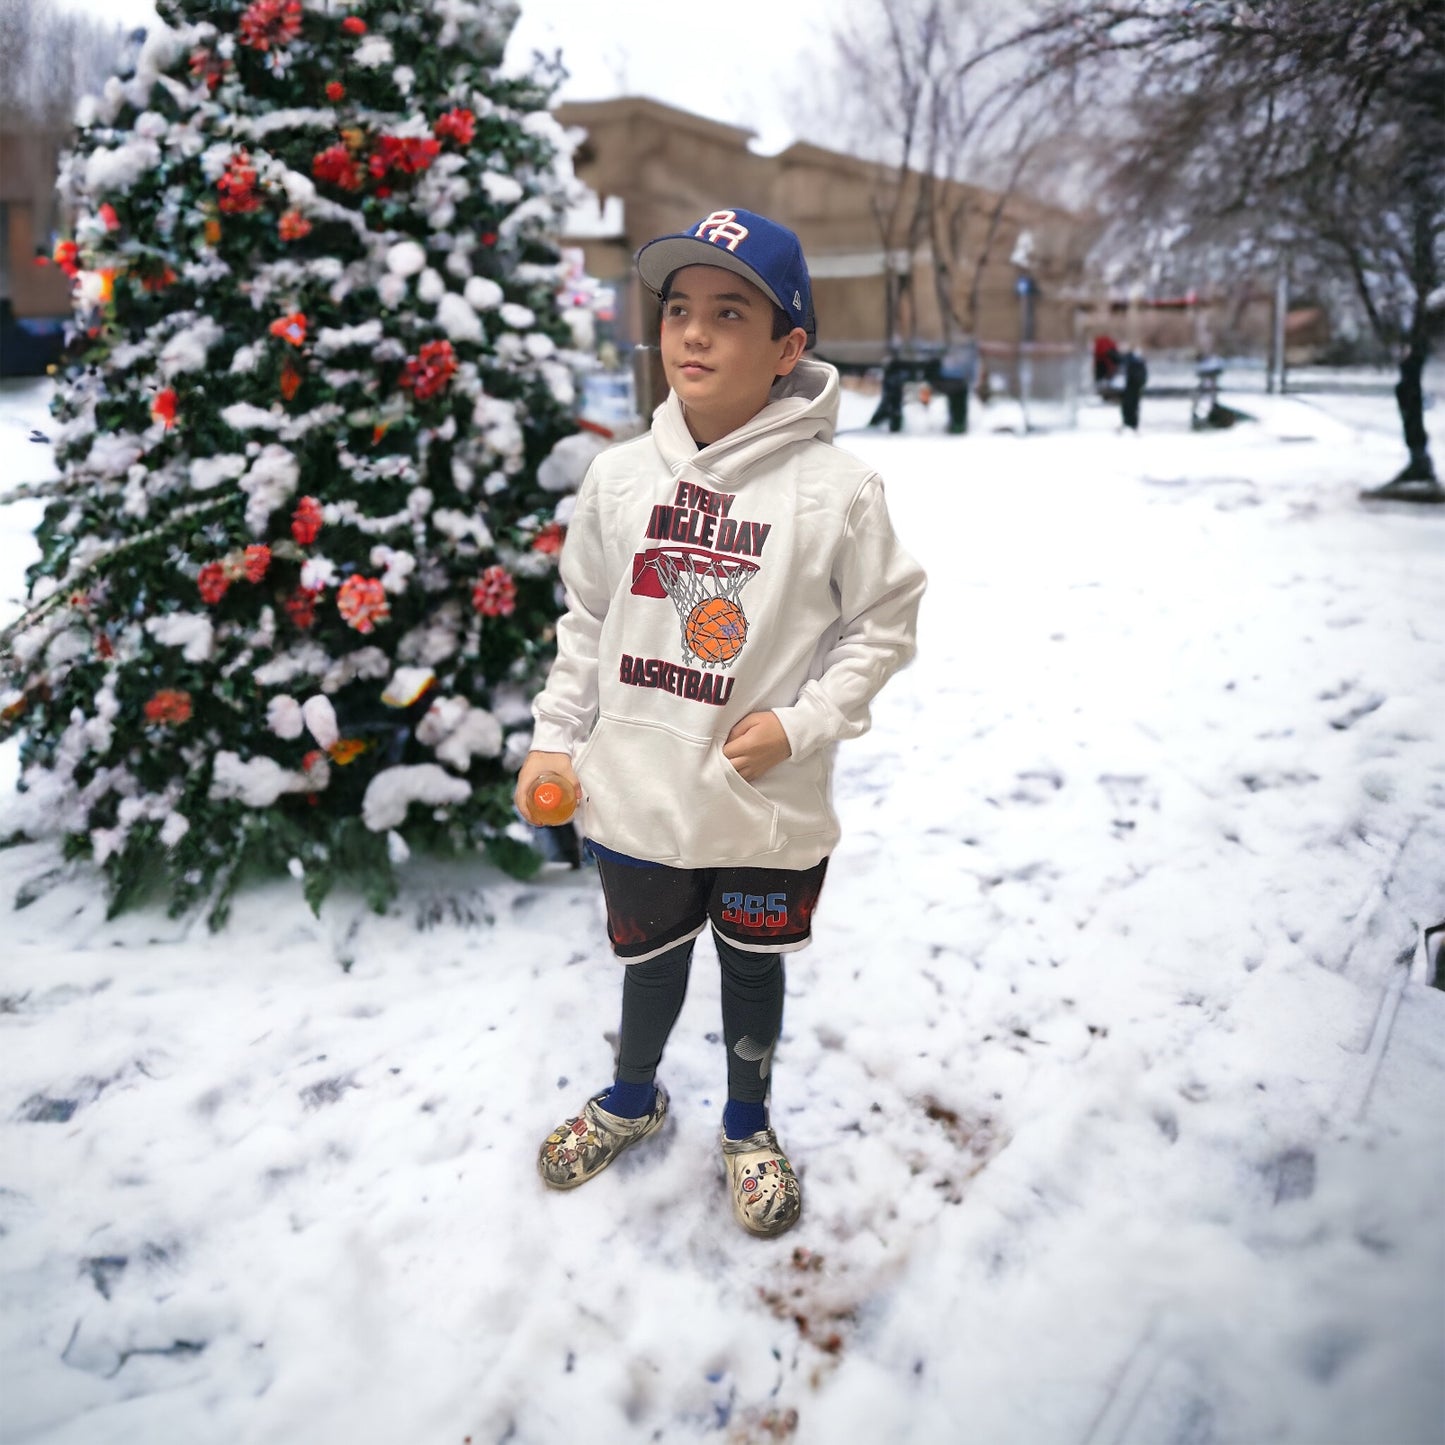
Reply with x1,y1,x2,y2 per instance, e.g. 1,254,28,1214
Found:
51,0,846,152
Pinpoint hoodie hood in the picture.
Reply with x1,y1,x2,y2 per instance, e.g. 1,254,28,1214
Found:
651,358,839,486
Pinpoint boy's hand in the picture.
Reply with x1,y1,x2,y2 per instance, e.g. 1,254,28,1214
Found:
514,750,579,825
722,712,791,783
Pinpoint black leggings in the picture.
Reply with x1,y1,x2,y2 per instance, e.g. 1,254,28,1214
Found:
613,934,784,1104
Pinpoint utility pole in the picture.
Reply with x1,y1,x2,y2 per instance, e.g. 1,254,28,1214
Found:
1011,230,1036,432
1268,261,1288,395
1015,272,1037,432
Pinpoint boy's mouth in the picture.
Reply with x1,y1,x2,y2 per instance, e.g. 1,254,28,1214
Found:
678,361,713,376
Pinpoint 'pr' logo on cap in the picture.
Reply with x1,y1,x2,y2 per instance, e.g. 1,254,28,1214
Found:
694,210,750,253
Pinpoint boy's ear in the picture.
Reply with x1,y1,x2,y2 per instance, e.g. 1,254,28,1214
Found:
775,327,808,377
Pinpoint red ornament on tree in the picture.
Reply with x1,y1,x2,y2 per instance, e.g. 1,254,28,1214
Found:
244,545,272,583
189,47,228,92
140,265,179,294
371,134,442,179
312,144,365,192
144,689,194,726
238,0,303,52
285,587,318,629
434,108,476,146
217,151,261,214
471,565,517,617
399,339,458,401
269,312,308,346
278,210,312,241
337,576,390,633
197,564,230,605
291,495,323,545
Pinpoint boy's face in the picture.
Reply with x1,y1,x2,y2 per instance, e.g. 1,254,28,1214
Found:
659,265,807,445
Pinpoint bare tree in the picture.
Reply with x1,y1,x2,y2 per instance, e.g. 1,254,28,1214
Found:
804,0,1094,357
826,1,943,348
913,3,1016,345
0,0,132,133
1006,0,1445,499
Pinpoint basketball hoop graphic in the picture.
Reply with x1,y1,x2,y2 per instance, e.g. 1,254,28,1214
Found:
631,547,759,669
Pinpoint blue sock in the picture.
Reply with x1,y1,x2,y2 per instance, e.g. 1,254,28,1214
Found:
600,1078,655,1119
723,1099,767,1140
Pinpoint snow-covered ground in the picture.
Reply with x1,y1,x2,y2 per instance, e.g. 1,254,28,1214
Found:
1,375,1443,1445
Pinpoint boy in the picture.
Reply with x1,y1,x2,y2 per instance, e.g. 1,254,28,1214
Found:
515,208,925,1237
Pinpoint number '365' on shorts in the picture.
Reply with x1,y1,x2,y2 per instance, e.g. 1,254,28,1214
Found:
589,843,829,964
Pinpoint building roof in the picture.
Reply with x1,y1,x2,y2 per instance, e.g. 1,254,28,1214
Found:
555,96,757,148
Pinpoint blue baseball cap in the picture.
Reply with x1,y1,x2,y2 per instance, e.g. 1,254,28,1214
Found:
636,208,816,348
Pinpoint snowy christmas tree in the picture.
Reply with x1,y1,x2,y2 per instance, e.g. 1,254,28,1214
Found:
0,0,592,925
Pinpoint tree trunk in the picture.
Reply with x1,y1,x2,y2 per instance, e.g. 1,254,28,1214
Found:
1343,240,1440,496
1361,339,1442,501
1394,342,1436,482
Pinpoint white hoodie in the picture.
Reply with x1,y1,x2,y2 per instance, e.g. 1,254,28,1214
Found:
530,358,926,869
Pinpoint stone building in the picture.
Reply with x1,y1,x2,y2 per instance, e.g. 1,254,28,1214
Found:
554,96,1098,367
0,128,72,320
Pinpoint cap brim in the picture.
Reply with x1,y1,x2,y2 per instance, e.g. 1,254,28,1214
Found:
636,235,789,315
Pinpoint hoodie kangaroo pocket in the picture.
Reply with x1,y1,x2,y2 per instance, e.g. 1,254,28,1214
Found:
575,715,779,865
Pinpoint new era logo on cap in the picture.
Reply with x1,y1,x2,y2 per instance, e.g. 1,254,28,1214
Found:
636,207,816,346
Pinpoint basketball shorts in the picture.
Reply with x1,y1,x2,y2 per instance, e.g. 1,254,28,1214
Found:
591,846,829,963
